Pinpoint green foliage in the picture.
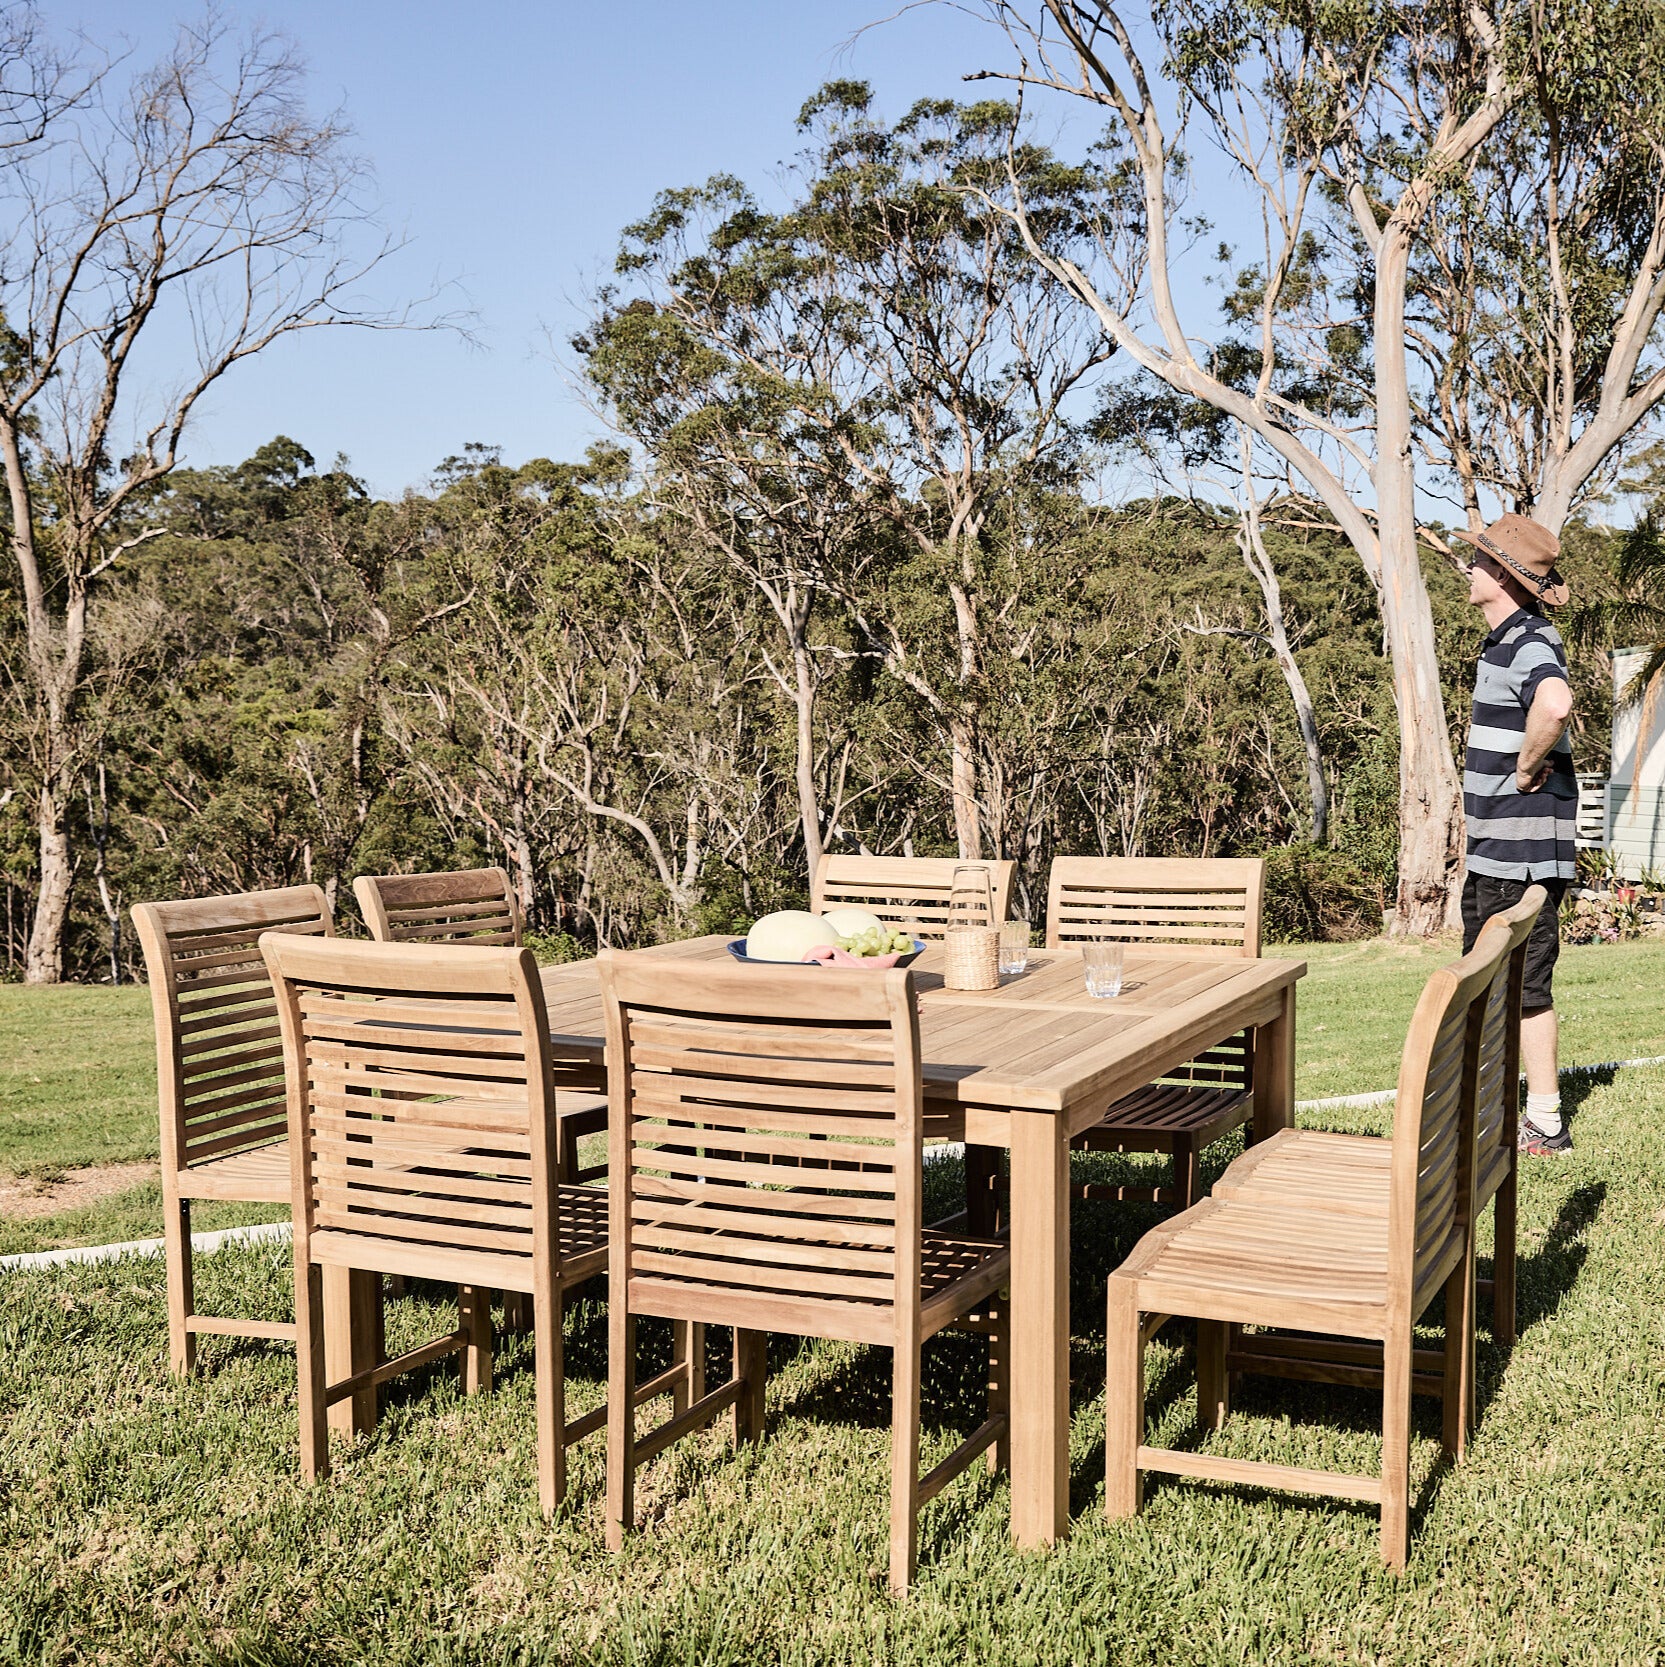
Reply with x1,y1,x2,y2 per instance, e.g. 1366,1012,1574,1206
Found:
1260,841,1381,943
520,931,586,966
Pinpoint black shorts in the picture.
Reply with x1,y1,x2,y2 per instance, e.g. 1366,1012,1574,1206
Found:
1461,872,1567,1010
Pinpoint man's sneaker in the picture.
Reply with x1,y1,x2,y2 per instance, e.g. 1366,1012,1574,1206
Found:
1518,1116,1572,1156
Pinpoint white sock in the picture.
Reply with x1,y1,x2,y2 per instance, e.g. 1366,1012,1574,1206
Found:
1525,1091,1562,1137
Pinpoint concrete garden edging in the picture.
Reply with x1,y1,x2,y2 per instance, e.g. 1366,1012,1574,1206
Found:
0,1218,292,1274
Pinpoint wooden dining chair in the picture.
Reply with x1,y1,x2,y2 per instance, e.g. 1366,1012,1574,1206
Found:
352,865,521,945
810,854,1015,939
1105,922,1514,1567
811,855,1017,1234
1046,856,1267,1213
260,934,638,1511
355,866,607,1188
598,954,1010,1592
132,886,335,1375
1212,886,1544,1375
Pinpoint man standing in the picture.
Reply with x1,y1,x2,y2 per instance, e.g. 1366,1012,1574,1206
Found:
1452,514,1577,1155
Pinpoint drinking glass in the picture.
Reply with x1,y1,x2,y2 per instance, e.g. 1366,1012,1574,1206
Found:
947,864,993,931
1082,939,1125,998
1000,918,1031,976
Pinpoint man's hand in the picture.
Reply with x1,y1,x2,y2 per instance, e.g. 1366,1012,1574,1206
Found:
1516,760,1552,793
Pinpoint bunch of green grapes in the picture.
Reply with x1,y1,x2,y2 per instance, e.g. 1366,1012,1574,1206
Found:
835,925,917,958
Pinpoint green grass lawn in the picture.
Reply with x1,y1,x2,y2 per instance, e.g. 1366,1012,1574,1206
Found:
1276,934,1665,1102
4,937,1665,1255
1,1059,1661,1662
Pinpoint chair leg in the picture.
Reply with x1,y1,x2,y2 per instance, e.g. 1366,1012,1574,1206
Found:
1493,1170,1518,1349
987,1298,1010,1475
163,1192,195,1376
1441,1257,1472,1463
1197,1318,1229,1432
733,1328,767,1448
965,1145,999,1236
560,1119,581,1186
535,1282,565,1515
1380,1325,1413,1568
295,1257,329,1484
1105,1279,1143,1519
606,1311,638,1551
672,1321,705,1416
502,1290,532,1334
889,1335,922,1593
459,1284,492,1395
1173,1136,1201,1212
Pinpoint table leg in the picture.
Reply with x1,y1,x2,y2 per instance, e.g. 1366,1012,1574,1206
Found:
324,1265,382,1436
1252,983,1297,1140
1008,1110,1070,1547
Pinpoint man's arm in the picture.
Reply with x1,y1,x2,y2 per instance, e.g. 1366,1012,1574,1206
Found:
1516,677,1573,791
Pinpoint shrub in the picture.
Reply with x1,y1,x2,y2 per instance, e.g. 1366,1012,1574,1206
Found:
1260,843,1382,943
523,929,587,965
1576,847,1622,889
1561,889,1645,945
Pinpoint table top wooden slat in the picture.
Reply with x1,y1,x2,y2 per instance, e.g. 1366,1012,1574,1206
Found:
536,937,1303,1116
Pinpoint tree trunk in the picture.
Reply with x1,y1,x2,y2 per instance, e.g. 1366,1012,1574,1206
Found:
1276,639,1330,847
791,641,824,875
947,565,984,860
25,780,71,984
4,415,90,984
949,715,982,859
1237,485,1329,843
1375,215,1465,934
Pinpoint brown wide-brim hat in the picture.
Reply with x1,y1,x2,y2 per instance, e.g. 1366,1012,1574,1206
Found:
1451,513,1568,607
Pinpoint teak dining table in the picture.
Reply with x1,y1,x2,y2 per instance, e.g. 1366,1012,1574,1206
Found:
323,936,1304,1549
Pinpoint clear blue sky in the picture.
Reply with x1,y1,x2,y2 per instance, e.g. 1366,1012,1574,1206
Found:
59,1,1098,498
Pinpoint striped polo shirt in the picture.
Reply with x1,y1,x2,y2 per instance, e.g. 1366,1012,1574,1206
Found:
1464,608,1577,881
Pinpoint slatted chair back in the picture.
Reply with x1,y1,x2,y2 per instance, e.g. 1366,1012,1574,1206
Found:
1470,888,1545,1193
1044,856,1265,957
354,867,521,947
1046,856,1264,1109
133,887,334,1179
260,935,562,1293
1386,926,1515,1321
600,956,924,1348
810,856,1014,940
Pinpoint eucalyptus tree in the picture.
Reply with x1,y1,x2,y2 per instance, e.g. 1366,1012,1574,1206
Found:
580,287,883,876
1403,0,1665,531
974,0,1522,931
976,0,1665,930
588,83,1111,862
1095,383,1333,842
0,15,407,980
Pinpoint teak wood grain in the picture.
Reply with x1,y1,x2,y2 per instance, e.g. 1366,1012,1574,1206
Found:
527,931,1302,1548
1039,856,1268,1216
260,934,629,1513
352,866,522,947
310,931,1299,1549
1209,887,1545,1415
810,854,1015,939
355,864,608,1209
598,954,1009,1590
1105,919,1517,1567
133,886,335,1376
